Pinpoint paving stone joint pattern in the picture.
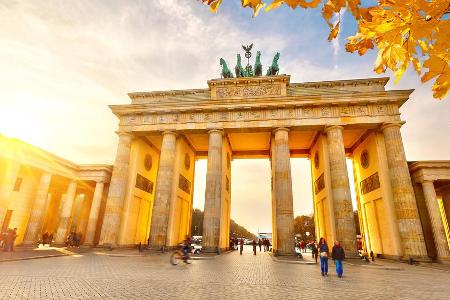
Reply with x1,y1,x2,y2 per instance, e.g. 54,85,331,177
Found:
0,247,449,299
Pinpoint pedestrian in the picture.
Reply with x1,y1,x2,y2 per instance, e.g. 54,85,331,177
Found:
311,240,318,264
75,232,82,247
48,233,53,246
66,232,74,247
234,238,238,250
252,240,257,255
6,228,17,252
370,250,375,262
239,238,244,255
42,232,49,245
258,239,262,252
318,237,329,276
331,240,346,278
300,240,305,253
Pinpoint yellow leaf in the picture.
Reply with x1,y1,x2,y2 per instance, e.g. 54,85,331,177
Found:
374,49,386,74
328,21,340,41
394,61,409,83
411,57,421,74
242,0,266,17
432,71,450,99
209,0,222,13
381,43,408,70
266,0,284,11
418,40,429,52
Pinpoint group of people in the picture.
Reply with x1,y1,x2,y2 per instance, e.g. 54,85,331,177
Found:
40,232,54,246
297,240,308,253
230,238,272,255
0,228,18,252
65,231,82,247
316,237,346,278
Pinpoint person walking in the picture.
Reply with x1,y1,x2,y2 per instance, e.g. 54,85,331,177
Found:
6,228,17,252
311,241,318,264
258,239,262,252
331,240,346,278
318,237,329,276
239,238,244,255
252,240,257,255
42,232,49,245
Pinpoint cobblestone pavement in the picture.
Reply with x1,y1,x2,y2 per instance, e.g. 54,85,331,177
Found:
0,246,449,299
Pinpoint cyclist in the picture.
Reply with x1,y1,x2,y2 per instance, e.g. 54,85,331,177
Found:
181,235,192,260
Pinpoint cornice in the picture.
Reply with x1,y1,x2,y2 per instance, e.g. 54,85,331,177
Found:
409,160,450,172
291,77,390,89
128,88,208,100
126,76,389,102
110,89,413,117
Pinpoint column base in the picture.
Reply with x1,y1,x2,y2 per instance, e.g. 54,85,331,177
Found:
401,255,432,263
202,246,220,254
273,249,296,257
436,257,450,264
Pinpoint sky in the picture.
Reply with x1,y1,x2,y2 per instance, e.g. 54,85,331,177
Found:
0,1,449,234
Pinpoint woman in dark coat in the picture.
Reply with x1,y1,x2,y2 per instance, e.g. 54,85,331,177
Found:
331,240,346,278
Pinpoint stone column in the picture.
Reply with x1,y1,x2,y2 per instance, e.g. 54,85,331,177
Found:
271,128,295,255
98,132,132,247
381,122,428,258
202,129,224,252
22,172,52,245
148,131,177,248
83,181,104,246
325,125,357,254
0,161,20,226
421,180,450,261
54,180,77,243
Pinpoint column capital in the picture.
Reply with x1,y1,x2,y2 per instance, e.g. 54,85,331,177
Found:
115,131,133,137
208,129,224,136
272,127,290,135
161,130,178,138
380,121,405,132
421,179,435,185
324,125,344,134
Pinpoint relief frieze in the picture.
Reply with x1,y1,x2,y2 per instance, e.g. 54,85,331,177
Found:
120,104,391,126
216,84,281,99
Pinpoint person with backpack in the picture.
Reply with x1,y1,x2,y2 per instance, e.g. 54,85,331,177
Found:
318,237,329,276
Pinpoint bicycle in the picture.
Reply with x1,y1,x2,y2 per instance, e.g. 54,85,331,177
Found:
170,245,192,265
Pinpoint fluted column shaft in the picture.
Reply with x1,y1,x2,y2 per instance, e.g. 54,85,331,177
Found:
83,181,105,246
422,180,450,260
382,122,428,258
99,132,132,247
202,129,224,252
325,125,357,254
271,128,295,255
0,162,20,226
23,173,52,244
149,131,177,248
54,180,78,243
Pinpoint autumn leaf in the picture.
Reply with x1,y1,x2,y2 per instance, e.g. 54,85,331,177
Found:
242,0,266,16
328,21,340,41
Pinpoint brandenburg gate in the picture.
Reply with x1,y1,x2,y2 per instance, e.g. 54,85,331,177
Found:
96,72,440,260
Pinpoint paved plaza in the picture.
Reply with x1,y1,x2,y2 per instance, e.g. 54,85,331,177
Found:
0,247,449,299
